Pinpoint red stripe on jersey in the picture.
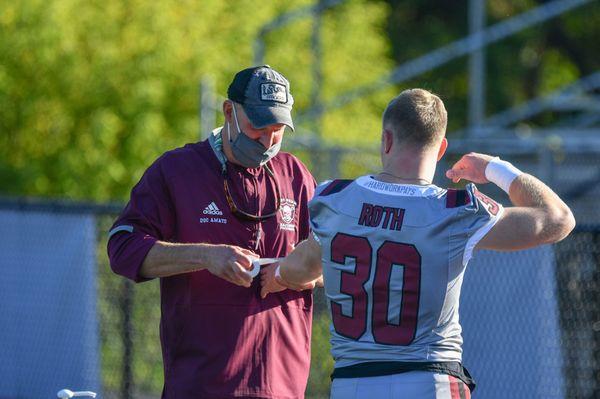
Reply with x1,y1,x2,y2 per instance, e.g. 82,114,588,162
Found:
449,375,461,399
446,189,458,208
319,179,352,197
464,382,471,399
457,189,471,206
319,180,339,196
446,188,471,208
457,379,469,399
446,189,471,208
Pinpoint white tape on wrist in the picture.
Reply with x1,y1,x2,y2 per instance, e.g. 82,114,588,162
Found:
485,157,523,194
274,265,282,281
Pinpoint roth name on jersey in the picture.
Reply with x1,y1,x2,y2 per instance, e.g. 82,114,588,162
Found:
358,202,405,231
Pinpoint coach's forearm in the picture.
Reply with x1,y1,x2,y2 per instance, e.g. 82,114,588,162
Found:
508,174,575,242
139,241,212,278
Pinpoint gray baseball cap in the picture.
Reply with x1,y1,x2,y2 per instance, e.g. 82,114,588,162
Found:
227,65,294,131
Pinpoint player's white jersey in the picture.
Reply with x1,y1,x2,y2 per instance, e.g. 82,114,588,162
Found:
309,175,503,368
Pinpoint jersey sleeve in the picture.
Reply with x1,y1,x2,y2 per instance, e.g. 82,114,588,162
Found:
307,180,333,246
295,162,317,243
107,156,176,282
308,179,354,246
452,183,504,265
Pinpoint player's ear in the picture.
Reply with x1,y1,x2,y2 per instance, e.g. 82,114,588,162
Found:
436,137,448,161
383,129,393,154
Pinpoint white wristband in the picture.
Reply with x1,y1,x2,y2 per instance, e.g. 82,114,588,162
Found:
274,265,283,281
485,157,523,194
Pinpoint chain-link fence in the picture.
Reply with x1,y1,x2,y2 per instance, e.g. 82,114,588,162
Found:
1,142,599,399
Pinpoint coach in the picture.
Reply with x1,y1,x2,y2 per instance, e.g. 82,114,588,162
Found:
107,65,317,398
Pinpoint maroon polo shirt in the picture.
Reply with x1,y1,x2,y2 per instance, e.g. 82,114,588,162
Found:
107,139,316,399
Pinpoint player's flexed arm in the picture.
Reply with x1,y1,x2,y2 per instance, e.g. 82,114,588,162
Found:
260,235,323,298
446,152,576,250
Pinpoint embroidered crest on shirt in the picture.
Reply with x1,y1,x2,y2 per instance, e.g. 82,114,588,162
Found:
279,198,297,231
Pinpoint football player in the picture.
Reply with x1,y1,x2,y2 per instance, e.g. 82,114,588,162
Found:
261,89,575,399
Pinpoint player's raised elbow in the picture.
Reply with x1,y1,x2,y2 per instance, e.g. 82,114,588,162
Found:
541,204,576,244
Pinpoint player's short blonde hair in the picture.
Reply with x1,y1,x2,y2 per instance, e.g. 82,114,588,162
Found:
382,89,447,148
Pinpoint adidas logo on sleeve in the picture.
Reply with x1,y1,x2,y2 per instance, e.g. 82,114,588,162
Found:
203,202,223,216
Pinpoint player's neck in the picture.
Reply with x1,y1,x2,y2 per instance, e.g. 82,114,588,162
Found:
378,151,436,185
376,172,431,185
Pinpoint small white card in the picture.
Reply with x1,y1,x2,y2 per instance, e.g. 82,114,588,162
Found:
248,257,282,278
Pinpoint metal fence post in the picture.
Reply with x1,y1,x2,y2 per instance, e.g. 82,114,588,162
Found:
310,0,325,140
593,230,600,398
121,279,134,399
200,76,216,140
468,0,486,138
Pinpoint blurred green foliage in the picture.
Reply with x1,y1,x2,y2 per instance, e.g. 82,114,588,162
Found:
0,0,390,200
306,309,336,398
2,1,598,397
386,0,599,132
1,0,598,199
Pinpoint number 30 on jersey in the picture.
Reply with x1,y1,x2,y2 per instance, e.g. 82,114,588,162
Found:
330,233,421,346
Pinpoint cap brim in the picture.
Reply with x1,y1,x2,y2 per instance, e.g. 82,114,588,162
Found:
242,104,294,131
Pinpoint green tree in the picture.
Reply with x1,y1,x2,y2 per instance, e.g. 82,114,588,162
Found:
0,0,392,200
384,0,599,132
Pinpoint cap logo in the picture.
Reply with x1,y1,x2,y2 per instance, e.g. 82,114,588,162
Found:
260,83,288,104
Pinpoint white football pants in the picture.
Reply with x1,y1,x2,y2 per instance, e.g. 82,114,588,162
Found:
330,371,471,399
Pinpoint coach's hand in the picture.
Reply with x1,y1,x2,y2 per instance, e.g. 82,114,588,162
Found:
260,263,286,298
260,264,319,298
277,274,320,292
446,152,495,184
204,244,256,288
